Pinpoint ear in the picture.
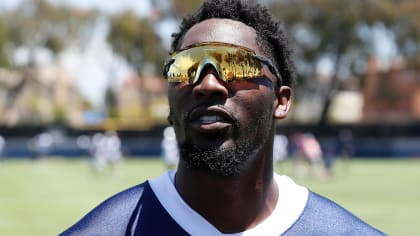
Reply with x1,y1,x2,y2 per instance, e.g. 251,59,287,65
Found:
273,86,292,119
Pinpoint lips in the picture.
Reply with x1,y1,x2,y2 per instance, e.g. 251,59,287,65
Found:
188,106,234,133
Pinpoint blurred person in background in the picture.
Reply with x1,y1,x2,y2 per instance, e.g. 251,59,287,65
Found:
76,134,92,157
89,132,105,172
61,0,385,235
161,126,179,169
291,132,324,179
91,131,123,176
321,137,338,179
0,135,5,158
30,131,53,160
338,128,355,174
273,133,288,167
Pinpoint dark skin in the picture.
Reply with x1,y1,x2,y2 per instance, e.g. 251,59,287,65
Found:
168,19,292,233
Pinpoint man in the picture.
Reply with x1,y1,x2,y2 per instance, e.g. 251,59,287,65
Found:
61,0,385,235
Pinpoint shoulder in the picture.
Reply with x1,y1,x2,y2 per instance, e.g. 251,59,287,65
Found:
60,181,149,236
284,191,386,235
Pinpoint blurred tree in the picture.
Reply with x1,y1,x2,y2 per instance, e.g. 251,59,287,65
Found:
387,0,420,68
172,0,202,19
107,11,166,126
1,0,98,126
6,0,98,58
105,86,118,119
108,11,165,73
0,18,10,68
269,0,420,125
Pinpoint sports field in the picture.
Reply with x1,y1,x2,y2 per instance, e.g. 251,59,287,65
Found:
0,157,419,235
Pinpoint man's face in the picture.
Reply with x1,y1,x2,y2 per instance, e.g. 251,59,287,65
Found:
168,19,279,176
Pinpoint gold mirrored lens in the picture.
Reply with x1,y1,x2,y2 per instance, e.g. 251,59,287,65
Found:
165,42,263,84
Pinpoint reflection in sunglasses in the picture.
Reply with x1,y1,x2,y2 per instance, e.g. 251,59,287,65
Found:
163,42,282,86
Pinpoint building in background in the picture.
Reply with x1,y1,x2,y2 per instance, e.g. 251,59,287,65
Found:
363,57,420,123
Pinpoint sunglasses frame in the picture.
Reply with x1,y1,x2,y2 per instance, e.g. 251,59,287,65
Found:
163,42,283,87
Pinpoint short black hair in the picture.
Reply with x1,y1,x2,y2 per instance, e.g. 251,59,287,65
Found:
170,0,294,87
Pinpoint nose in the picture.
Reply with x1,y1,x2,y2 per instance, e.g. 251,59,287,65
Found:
192,65,228,99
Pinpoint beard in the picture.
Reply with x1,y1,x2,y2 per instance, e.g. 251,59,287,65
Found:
179,134,257,177
177,108,273,177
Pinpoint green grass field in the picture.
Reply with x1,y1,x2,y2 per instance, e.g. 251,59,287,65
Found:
0,157,419,235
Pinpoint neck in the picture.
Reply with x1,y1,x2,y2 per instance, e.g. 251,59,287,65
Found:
175,152,278,233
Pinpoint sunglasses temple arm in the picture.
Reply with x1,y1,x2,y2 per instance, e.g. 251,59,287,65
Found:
253,55,283,87
162,59,175,78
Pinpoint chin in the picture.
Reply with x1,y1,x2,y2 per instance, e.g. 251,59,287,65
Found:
179,138,258,177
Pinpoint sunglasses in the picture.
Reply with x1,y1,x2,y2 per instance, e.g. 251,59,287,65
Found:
163,42,282,87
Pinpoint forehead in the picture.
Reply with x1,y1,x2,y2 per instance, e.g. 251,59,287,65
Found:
180,18,262,55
